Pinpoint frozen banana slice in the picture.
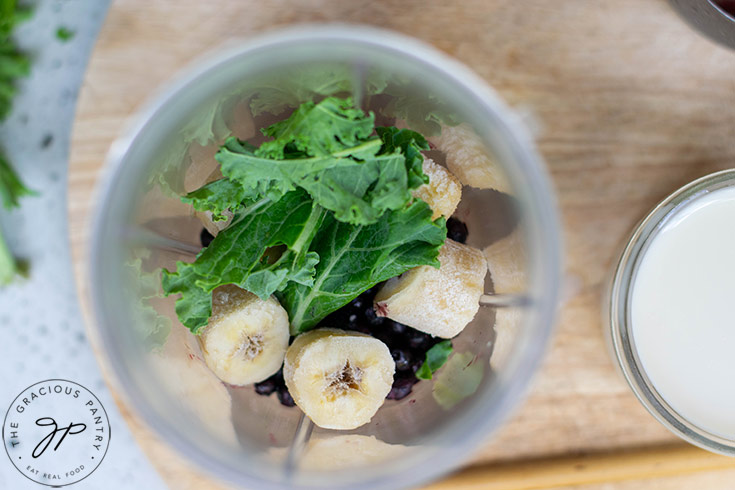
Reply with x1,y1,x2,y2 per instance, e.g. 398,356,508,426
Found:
200,284,289,386
284,328,394,430
375,239,487,338
411,157,462,220
484,229,528,369
428,123,511,193
269,435,407,470
483,228,527,294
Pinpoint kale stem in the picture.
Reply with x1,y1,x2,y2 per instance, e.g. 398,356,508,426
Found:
0,224,16,285
291,203,326,254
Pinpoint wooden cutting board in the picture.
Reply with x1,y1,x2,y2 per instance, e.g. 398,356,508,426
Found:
68,0,735,488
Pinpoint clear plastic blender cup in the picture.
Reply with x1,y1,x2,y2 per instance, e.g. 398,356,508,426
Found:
88,26,562,489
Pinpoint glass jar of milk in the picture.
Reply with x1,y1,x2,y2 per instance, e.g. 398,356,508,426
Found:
606,169,735,456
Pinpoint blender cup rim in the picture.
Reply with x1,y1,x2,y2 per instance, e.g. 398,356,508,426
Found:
88,24,562,489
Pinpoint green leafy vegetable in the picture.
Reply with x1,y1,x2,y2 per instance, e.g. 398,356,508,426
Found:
0,151,33,209
163,97,447,334
151,99,232,196
279,199,445,333
162,190,326,333
55,26,74,41
248,64,388,117
215,97,429,225
0,152,34,284
0,225,14,284
0,0,32,285
181,177,255,220
0,0,30,120
416,340,453,380
124,254,171,349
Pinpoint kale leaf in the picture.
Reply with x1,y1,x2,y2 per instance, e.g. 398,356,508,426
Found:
215,97,429,225
278,199,445,333
163,97,446,334
416,340,453,380
247,63,388,117
162,190,325,333
124,253,171,350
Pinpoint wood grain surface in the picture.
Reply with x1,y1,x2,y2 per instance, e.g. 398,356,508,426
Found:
68,0,735,488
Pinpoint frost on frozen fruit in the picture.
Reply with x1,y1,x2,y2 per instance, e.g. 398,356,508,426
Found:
200,284,290,386
410,157,462,220
429,123,511,193
283,328,395,430
375,239,487,339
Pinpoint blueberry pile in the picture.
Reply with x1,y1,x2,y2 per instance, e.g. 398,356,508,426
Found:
251,367,295,407
200,218,469,406
254,286,445,405
321,286,447,401
446,217,468,244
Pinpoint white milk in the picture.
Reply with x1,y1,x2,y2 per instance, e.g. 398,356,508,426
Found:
632,186,735,439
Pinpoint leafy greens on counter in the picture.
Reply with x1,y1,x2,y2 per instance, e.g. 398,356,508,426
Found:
162,97,447,334
0,0,32,285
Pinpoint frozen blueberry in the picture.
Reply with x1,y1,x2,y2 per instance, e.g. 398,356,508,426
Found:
350,297,365,310
351,323,372,335
446,217,468,244
365,305,386,326
386,377,415,400
271,367,285,383
391,349,412,371
371,327,394,345
200,228,215,247
389,321,407,335
254,379,278,396
410,357,424,374
277,386,296,407
407,330,432,350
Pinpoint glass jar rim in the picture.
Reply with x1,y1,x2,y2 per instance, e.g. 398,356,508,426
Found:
608,168,735,456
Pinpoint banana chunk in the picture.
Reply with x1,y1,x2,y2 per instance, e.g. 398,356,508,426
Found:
428,123,511,193
483,228,527,294
411,158,462,220
484,229,528,369
375,239,487,338
284,328,394,430
200,284,289,386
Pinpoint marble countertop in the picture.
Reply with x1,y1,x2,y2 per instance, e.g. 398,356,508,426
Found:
0,1,165,488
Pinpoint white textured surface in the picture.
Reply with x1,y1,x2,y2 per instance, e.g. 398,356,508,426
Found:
0,1,165,489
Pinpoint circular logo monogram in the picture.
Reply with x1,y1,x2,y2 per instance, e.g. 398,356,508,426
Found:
2,379,111,487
